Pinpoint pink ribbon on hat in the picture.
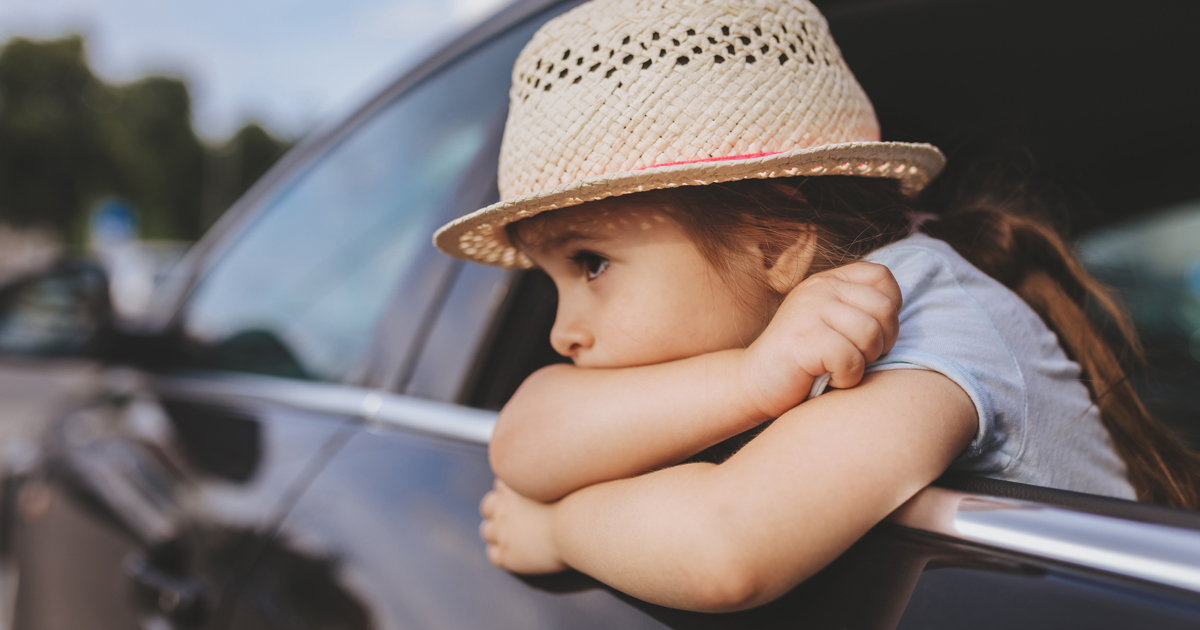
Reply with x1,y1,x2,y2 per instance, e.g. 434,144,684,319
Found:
637,152,783,170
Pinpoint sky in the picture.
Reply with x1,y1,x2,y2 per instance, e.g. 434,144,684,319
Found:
0,0,512,141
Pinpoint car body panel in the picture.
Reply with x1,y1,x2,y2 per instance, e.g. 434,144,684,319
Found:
221,398,1200,629
5,370,368,629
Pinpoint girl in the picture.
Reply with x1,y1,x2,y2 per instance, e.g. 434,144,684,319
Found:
432,0,1200,612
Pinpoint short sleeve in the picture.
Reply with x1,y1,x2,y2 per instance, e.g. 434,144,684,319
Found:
862,240,1028,473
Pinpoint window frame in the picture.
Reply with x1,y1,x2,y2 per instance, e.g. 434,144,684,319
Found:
141,0,574,386
351,118,510,392
142,0,568,334
367,0,590,396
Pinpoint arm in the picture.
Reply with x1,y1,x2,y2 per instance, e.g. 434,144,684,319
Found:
492,262,902,502
482,368,977,611
492,351,763,502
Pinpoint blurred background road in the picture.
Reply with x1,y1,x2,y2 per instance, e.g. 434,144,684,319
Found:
0,361,98,471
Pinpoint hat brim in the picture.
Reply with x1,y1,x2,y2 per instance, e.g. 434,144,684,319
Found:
433,140,945,268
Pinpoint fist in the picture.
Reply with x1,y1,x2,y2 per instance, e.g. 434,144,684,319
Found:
479,479,568,575
741,262,902,418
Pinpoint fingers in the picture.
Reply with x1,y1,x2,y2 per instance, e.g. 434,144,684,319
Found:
827,262,902,310
479,479,510,539
827,283,898,351
810,325,868,389
774,263,903,392
749,262,903,409
480,488,497,549
480,515,495,542
480,491,503,567
792,264,901,354
820,301,887,366
480,482,500,545
479,481,564,573
480,489,496,518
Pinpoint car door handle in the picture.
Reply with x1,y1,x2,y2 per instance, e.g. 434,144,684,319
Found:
123,553,208,621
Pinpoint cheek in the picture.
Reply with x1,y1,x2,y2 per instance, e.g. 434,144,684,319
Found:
604,256,761,363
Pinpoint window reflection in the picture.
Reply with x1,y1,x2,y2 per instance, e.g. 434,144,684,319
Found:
179,36,524,382
1078,199,1200,447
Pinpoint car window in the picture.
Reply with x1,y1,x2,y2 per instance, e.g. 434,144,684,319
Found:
463,201,1200,442
1078,198,1200,449
464,269,566,410
174,29,531,383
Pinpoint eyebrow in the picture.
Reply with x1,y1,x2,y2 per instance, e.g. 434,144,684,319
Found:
537,228,602,252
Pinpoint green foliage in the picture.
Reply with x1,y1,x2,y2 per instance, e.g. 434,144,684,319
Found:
0,35,292,244
200,122,293,232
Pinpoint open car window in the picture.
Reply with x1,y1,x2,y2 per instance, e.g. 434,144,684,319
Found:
463,269,567,411
1078,198,1200,451
172,28,529,384
455,198,1200,510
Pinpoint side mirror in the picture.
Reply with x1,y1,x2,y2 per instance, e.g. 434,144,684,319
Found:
0,261,113,357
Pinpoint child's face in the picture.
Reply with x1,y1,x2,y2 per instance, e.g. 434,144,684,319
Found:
520,201,773,369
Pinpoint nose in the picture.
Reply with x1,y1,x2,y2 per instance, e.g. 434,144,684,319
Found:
549,298,594,360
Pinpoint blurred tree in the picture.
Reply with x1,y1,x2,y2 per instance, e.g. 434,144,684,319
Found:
200,122,291,232
105,76,206,240
0,35,292,245
0,36,115,236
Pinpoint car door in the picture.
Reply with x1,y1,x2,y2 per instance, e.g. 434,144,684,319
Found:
209,3,680,627
251,254,1200,630
212,4,899,624
5,5,534,629
217,6,1200,626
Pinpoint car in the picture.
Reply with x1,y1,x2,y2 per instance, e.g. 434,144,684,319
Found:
1,0,1199,628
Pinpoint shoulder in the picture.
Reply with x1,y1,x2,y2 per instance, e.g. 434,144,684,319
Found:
860,235,1135,498
864,233,1035,337
862,234,1019,347
864,233,987,295
863,234,1031,469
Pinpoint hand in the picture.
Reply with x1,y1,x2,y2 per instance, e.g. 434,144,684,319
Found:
479,479,568,574
741,262,902,418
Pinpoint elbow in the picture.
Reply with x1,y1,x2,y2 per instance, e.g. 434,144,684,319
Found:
487,407,518,478
655,520,780,613
489,408,563,503
682,551,772,613
488,409,536,493
488,365,574,501
670,502,800,612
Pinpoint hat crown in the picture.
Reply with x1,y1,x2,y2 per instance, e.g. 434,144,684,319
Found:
432,0,945,268
499,0,881,200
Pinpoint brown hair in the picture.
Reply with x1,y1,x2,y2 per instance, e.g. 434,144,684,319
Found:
509,174,1200,508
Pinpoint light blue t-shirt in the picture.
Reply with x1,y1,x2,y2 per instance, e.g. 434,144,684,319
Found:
853,233,1135,499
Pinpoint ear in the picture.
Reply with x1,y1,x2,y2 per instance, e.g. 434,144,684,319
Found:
761,229,816,294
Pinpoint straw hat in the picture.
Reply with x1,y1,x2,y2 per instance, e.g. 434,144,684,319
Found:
434,0,945,267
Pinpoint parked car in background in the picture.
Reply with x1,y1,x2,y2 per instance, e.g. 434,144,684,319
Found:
1,0,1199,628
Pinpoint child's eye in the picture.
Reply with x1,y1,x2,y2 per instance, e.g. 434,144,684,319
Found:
573,251,610,280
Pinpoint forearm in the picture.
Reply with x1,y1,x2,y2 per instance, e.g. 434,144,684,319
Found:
491,349,789,502
545,371,975,612
549,462,806,612
481,372,976,612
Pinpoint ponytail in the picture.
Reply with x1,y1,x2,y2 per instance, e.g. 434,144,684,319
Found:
922,181,1200,509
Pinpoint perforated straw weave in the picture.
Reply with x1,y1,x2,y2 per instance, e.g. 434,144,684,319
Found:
434,0,946,268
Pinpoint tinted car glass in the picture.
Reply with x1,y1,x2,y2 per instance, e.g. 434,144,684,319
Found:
465,268,564,410
1078,198,1200,448
175,39,520,383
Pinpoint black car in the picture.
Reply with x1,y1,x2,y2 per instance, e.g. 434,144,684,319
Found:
2,0,1200,628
